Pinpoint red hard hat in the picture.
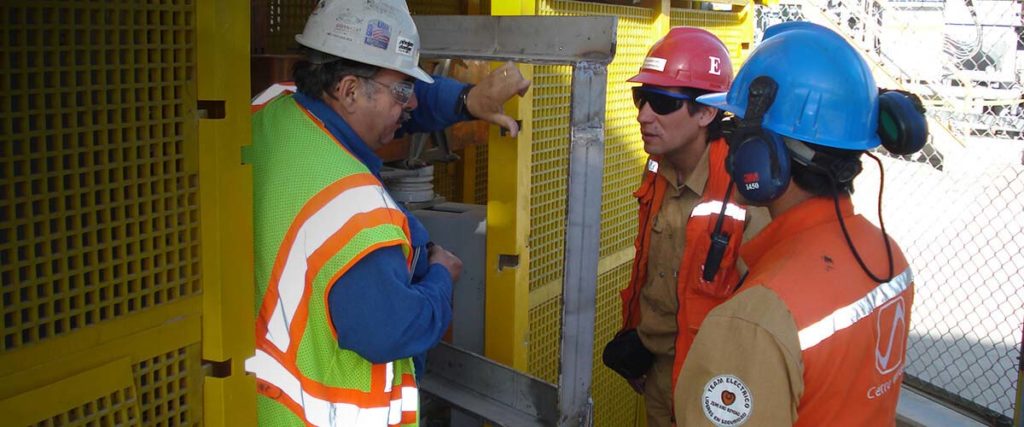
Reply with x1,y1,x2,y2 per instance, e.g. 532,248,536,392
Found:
628,27,732,92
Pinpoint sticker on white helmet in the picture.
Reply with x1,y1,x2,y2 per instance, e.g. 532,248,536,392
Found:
642,57,667,72
328,16,362,43
702,375,752,426
364,20,391,50
396,36,415,56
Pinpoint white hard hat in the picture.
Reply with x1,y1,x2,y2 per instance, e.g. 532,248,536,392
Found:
296,0,434,83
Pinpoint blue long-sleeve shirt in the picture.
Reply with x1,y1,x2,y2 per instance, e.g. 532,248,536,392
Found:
292,76,469,374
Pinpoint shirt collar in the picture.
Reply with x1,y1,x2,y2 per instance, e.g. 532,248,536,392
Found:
656,143,711,197
292,91,384,176
740,195,855,268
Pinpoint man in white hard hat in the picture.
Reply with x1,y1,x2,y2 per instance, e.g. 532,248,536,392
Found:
245,1,530,425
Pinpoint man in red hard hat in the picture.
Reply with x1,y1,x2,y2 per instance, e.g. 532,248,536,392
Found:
603,27,769,427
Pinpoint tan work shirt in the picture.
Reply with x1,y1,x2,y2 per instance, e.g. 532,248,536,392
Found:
673,287,803,425
637,147,770,357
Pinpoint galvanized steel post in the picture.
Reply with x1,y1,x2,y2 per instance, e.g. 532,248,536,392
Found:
558,61,608,427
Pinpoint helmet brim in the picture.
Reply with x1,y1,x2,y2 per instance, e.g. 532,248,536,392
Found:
627,72,683,87
405,67,434,84
696,92,743,116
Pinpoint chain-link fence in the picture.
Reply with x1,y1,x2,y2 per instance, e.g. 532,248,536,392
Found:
755,2,1024,423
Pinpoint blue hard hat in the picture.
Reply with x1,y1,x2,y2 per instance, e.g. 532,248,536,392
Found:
698,22,880,150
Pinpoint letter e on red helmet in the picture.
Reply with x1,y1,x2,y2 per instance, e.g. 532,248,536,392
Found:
628,27,732,92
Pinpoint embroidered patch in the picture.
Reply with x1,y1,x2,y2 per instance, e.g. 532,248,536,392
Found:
364,19,391,50
702,375,752,426
395,36,415,56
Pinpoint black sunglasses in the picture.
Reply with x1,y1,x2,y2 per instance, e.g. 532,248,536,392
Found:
632,86,692,115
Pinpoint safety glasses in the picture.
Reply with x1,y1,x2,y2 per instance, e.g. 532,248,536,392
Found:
632,86,692,115
362,77,415,106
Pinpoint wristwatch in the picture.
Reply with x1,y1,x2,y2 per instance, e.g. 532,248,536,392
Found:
455,84,475,118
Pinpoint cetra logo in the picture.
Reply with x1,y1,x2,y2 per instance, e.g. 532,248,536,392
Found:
743,172,759,184
875,296,907,374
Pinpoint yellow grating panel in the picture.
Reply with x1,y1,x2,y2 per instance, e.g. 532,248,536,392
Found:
34,386,140,427
527,295,562,383
527,62,571,293
433,160,459,201
530,1,655,295
257,0,315,55
473,143,488,205
591,262,644,427
135,344,202,426
671,7,755,67
0,2,200,351
528,0,653,350
529,4,657,427
527,262,646,426
595,10,657,261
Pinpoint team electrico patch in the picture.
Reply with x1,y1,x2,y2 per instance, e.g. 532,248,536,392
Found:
702,374,752,426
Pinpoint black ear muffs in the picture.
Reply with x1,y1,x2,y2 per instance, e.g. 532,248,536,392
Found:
726,76,791,203
878,90,928,155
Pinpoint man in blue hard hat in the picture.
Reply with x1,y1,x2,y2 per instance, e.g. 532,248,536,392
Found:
673,21,927,426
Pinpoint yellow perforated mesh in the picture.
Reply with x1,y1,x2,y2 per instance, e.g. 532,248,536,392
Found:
591,262,644,427
527,62,571,293
473,144,488,205
0,1,200,351
30,344,201,426
529,1,653,291
433,161,459,201
671,7,755,66
529,3,654,427
528,295,562,383
34,386,140,427
135,344,202,426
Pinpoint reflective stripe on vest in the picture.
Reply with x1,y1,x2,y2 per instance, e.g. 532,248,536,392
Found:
799,268,914,351
246,350,418,426
252,82,298,112
264,182,404,353
690,200,745,221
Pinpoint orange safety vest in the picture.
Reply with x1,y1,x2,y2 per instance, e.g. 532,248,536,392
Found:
742,196,914,426
619,138,748,389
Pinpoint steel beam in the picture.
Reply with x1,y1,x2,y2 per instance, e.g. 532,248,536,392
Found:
557,60,607,427
413,15,616,64
421,342,558,426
